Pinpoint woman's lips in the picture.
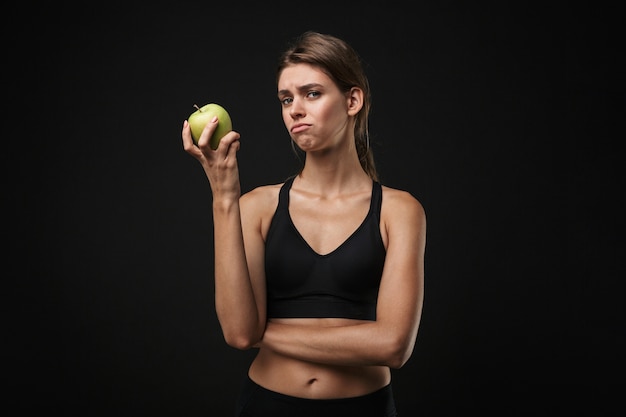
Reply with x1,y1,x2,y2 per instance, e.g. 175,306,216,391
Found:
291,123,310,133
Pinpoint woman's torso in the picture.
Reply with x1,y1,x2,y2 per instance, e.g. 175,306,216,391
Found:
247,177,390,399
249,318,391,399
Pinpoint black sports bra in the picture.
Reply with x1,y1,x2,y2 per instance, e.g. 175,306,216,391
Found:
264,176,386,320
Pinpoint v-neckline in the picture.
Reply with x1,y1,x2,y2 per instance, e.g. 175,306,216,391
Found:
286,181,374,257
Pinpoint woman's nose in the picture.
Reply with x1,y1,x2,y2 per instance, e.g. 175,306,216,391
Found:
289,99,304,118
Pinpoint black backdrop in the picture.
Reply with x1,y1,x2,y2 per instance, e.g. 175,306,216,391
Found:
6,2,624,416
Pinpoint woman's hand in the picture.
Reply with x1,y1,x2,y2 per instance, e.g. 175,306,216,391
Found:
182,117,242,202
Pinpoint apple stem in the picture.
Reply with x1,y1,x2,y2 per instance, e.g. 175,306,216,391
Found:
193,104,201,111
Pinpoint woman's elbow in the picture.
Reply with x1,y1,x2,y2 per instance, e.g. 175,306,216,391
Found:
387,349,413,369
224,335,256,350
222,327,263,351
380,336,415,369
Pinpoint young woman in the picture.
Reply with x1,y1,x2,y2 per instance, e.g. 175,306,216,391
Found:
181,31,426,417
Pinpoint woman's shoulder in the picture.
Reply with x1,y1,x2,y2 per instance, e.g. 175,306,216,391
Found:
380,184,426,219
240,182,285,212
243,182,283,198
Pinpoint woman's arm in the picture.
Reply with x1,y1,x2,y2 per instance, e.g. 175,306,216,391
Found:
258,188,426,368
182,119,266,349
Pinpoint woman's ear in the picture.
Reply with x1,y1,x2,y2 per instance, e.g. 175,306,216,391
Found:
347,87,364,116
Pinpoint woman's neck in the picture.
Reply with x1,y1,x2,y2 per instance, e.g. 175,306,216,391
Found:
297,152,371,196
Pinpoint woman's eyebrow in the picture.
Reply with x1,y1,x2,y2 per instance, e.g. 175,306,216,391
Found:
278,83,324,96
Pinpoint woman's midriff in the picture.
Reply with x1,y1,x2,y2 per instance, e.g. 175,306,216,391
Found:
247,318,391,399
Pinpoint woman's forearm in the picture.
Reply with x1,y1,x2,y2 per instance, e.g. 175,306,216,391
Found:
212,198,263,349
259,321,414,369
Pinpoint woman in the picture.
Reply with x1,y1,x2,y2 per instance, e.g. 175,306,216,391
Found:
181,31,426,417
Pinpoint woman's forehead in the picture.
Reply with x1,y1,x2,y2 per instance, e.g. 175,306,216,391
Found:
278,63,332,89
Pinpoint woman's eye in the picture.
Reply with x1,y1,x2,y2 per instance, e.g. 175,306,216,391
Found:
281,97,293,105
307,91,320,98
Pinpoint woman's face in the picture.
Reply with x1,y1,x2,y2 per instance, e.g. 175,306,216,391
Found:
277,63,352,152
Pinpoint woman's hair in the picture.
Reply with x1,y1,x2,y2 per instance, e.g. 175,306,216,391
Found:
276,31,378,181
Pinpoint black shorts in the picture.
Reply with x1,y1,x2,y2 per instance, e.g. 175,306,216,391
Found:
234,375,398,417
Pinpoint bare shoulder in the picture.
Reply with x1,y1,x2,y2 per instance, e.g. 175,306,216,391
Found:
241,183,282,212
381,185,426,220
379,185,426,251
240,183,284,232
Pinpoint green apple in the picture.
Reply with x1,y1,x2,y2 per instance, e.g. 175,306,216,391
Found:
188,103,233,149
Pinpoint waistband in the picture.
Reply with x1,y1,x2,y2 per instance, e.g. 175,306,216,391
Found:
236,375,397,417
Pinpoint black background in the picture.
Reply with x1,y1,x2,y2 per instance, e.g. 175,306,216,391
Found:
6,2,624,416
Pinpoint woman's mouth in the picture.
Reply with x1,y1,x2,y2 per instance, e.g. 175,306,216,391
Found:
291,123,310,133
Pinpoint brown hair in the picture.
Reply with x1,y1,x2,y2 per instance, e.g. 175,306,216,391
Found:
276,31,378,181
